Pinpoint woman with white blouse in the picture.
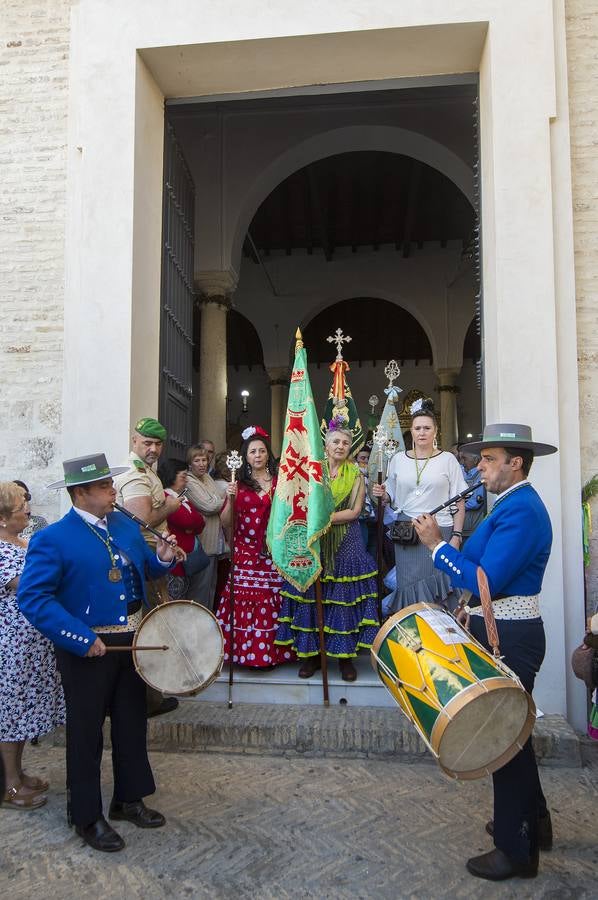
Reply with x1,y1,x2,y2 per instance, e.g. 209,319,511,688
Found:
373,398,467,615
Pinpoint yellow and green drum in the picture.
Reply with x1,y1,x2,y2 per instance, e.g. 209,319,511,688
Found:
371,603,536,779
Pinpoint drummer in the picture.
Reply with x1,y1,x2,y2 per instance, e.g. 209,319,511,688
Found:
413,423,556,882
17,453,179,853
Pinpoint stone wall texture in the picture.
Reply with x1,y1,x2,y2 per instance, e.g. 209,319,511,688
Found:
0,0,70,520
566,0,598,613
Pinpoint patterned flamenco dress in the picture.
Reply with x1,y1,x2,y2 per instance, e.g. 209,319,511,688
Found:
275,461,379,660
216,483,296,668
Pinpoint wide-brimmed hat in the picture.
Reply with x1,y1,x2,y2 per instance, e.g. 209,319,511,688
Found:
459,423,557,457
47,453,129,490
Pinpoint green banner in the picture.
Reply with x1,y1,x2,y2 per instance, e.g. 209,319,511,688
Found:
267,333,334,591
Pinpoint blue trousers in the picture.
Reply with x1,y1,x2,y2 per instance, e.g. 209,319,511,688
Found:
469,615,547,862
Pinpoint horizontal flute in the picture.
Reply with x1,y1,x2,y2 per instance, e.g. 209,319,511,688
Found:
112,501,178,548
428,481,485,516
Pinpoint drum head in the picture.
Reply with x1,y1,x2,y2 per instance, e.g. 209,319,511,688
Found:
434,679,536,780
133,600,224,697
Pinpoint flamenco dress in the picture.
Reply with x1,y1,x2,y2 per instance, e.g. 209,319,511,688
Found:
216,483,295,668
275,461,379,659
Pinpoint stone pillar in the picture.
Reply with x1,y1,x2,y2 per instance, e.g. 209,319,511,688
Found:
267,367,289,456
195,270,238,453
436,368,461,449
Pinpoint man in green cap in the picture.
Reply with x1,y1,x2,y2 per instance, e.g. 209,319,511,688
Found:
114,418,182,716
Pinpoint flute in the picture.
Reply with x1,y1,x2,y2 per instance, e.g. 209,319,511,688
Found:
112,501,179,548
428,481,485,516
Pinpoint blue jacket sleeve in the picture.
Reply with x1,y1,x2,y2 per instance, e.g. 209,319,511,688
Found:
17,532,97,656
434,506,543,597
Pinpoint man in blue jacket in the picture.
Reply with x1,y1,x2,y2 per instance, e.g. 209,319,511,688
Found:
414,423,557,882
18,453,180,853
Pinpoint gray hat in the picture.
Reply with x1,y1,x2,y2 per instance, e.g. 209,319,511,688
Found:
459,424,557,457
47,453,129,490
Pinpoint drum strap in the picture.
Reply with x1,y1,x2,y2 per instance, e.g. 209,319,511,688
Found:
476,566,500,657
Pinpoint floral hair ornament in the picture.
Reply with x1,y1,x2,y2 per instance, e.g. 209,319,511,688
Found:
241,425,270,441
410,397,435,418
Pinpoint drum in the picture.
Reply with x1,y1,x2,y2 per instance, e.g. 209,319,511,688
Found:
133,600,224,697
371,602,536,779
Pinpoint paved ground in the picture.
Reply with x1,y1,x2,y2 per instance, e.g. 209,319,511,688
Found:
1,741,596,900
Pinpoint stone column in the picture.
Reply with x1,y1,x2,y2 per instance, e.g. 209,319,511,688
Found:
267,367,289,456
195,270,238,453
436,368,461,450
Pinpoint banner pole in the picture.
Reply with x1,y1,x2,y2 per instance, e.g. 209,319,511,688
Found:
315,577,330,706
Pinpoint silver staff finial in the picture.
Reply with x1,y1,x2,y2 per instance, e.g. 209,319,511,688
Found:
384,359,400,387
372,424,388,451
226,450,243,482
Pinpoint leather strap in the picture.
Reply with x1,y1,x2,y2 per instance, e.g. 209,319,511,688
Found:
476,565,500,657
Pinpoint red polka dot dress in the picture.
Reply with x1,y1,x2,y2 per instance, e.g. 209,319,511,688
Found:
216,483,296,668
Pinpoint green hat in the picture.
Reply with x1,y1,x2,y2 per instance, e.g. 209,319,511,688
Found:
460,423,557,457
47,453,129,490
134,417,167,442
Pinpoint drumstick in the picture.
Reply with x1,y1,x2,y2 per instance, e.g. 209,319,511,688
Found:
104,645,169,652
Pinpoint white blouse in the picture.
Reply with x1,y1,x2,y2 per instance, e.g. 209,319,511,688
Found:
385,451,468,527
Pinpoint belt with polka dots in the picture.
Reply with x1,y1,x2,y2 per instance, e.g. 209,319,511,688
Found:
93,606,143,634
469,594,540,620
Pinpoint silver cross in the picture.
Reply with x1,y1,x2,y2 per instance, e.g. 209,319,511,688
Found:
326,328,352,360
385,359,400,387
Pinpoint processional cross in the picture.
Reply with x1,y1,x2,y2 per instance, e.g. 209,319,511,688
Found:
327,328,352,361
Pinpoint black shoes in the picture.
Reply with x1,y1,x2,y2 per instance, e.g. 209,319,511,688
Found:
75,816,125,852
486,811,553,851
147,697,179,718
466,848,538,881
109,799,166,828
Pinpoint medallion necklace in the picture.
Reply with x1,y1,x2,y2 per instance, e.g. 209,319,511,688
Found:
80,517,123,582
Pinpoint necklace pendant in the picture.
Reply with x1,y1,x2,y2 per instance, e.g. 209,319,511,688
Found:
108,567,122,582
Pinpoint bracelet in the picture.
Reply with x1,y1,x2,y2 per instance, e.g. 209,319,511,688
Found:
452,531,463,538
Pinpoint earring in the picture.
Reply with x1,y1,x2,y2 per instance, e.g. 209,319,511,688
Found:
433,437,438,451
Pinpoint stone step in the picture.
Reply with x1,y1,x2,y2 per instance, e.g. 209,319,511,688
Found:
186,654,395,708
145,703,583,767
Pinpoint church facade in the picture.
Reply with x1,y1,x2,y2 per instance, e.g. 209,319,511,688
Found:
1,0,597,728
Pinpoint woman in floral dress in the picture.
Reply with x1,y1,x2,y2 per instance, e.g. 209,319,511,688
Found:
0,482,64,809
216,427,295,668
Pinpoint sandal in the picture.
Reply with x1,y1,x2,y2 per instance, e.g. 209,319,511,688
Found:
21,774,50,792
339,659,357,682
2,784,48,810
298,657,321,679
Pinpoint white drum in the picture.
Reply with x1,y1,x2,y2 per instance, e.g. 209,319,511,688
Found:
133,600,224,697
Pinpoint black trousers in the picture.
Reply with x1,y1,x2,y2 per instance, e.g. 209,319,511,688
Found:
55,631,155,828
469,615,547,862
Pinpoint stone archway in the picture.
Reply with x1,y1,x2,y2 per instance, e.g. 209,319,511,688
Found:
229,124,474,276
